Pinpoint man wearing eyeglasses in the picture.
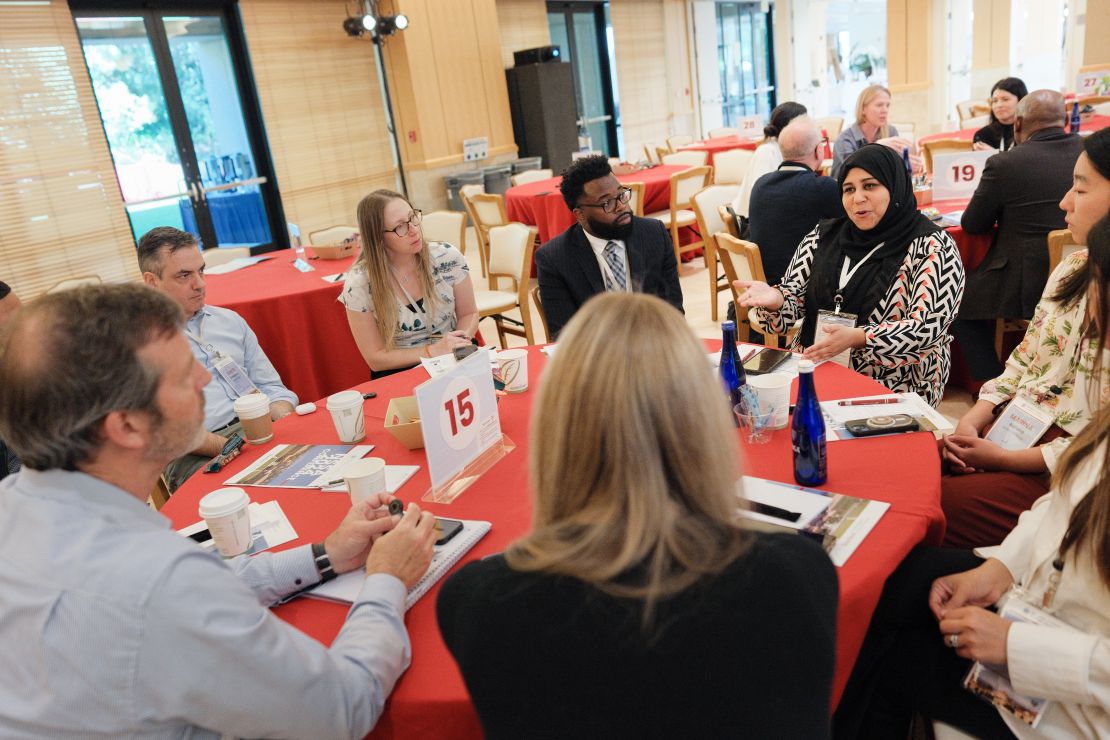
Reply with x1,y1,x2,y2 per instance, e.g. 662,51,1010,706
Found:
536,155,684,338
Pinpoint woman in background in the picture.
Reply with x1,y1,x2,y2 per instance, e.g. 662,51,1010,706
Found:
340,189,478,378
831,84,921,179
437,293,837,740
731,100,808,217
973,77,1028,152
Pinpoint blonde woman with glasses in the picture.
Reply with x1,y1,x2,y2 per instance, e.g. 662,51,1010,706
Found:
340,190,478,378
436,293,838,739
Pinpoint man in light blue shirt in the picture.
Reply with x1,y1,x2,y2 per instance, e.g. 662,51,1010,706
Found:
138,227,298,490
0,284,437,738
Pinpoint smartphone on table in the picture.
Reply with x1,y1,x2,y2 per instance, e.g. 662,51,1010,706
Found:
743,347,791,375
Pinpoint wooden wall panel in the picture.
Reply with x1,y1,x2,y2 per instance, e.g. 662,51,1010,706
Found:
496,0,550,69
1084,0,1110,65
972,0,1010,69
887,0,931,90
611,0,669,160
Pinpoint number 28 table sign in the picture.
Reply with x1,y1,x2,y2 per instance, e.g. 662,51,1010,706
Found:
414,348,505,501
932,150,994,200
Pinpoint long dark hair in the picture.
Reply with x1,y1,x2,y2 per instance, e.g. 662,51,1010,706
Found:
1055,401,1110,591
764,102,807,138
987,77,1028,126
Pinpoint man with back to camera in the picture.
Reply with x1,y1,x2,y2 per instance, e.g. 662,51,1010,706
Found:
951,89,1085,381
747,116,845,287
138,226,298,491
535,155,684,338
0,283,437,738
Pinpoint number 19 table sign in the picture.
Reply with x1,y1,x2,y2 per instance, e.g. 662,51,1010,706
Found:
932,150,994,200
414,348,504,498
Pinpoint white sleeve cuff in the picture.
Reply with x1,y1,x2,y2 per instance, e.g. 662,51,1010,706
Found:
1007,622,1097,704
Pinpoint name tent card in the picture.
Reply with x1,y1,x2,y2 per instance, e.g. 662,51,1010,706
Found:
932,150,993,200
738,115,763,139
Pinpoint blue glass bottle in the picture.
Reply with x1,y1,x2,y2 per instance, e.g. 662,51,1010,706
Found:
719,321,747,425
1070,102,1081,134
901,147,911,174
791,359,827,486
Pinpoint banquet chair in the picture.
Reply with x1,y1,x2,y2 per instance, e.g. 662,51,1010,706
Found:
956,99,990,125
923,139,974,174
421,210,467,252
717,205,741,238
661,150,710,168
691,184,742,320
46,275,101,293
510,169,554,187
473,222,537,347
707,126,740,138
1080,95,1110,107
646,165,712,269
655,145,671,162
308,225,359,246
815,116,844,139
530,284,549,343
712,148,755,185
666,134,694,151
201,247,250,267
715,233,798,347
465,192,508,278
625,181,646,217
149,475,170,511
643,143,659,163
961,114,990,130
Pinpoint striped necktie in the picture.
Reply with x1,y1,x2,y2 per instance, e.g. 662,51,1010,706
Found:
603,240,627,291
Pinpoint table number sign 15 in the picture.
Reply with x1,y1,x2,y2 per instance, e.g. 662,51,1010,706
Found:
932,150,994,200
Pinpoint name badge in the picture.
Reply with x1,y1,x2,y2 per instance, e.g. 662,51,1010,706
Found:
816,308,857,367
984,397,1055,450
214,356,257,398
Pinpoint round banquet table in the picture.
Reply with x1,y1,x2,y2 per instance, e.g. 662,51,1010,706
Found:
918,114,1110,146
676,134,760,164
163,343,945,739
203,249,368,403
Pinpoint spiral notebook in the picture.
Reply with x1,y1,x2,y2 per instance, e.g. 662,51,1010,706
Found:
306,518,491,610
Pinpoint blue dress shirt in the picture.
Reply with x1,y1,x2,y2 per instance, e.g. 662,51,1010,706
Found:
185,305,298,429
0,468,410,739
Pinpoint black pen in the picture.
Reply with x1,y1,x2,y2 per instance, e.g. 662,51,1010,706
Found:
748,501,802,523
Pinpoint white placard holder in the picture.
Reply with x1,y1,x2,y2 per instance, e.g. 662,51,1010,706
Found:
738,115,763,139
414,348,514,504
1076,69,1110,97
932,150,994,200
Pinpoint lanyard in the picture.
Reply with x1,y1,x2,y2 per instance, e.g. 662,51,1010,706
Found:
183,311,221,359
835,241,885,313
391,269,428,315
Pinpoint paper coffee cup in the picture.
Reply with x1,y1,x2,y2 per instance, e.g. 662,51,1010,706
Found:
747,372,792,430
234,392,273,444
497,349,529,393
198,487,252,558
326,390,366,443
342,457,386,504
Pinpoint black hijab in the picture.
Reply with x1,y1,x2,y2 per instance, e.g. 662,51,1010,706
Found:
800,144,943,346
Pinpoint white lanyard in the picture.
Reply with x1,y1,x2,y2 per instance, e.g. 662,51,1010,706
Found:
391,270,428,315
183,312,221,359
835,241,885,312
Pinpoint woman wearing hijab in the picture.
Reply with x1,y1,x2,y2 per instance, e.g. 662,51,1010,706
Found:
972,77,1028,152
737,144,965,407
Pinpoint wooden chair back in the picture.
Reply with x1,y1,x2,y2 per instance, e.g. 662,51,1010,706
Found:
483,222,537,345
308,225,358,246
510,169,554,187
666,134,694,151
815,116,844,139
692,184,742,320
201,247,250,267
420,210,467,252
530,284,549,342
661,150,709,168
625,181,645,217
1047,229,1078,279
923,139,974,174
712,147,755,185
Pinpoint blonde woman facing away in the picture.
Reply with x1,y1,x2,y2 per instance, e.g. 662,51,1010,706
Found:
831,84,922,179
340,190,479,378
436,293,838,739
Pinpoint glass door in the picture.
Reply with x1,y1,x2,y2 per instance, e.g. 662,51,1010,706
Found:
547,1,621,157
74,8,279,251
716,2,776,125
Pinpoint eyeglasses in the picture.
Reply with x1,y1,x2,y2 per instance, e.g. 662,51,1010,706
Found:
576,187,632,214
384,210,422,237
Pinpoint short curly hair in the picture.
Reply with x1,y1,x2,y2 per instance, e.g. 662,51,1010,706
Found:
559,155,612,211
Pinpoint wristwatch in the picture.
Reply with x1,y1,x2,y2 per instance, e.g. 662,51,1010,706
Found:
311,542,337,583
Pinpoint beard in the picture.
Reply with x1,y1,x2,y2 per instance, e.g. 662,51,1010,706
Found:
585,211,634,241
144,400,207,463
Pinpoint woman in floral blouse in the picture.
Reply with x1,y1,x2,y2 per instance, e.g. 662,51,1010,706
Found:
942,129,1110,548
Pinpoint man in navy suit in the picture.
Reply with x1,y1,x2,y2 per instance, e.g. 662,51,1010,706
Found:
536,156,684,338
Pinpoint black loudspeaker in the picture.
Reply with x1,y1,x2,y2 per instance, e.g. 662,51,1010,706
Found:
505,62,577,174
513,45,561,66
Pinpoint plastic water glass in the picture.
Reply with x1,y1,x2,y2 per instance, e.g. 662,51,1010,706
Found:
734,404,775,444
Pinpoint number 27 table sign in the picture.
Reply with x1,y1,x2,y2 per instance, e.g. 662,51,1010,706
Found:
414,348,504,497
932,150,994,200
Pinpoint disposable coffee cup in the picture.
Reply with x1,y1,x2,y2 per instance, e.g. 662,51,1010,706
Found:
342,457,386,504
747,372,792,430
497,349,529,393
326,390,366,443
233,392,273,444
198,487,252,558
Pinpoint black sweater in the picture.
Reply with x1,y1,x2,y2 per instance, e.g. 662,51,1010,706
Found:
437,532,838,740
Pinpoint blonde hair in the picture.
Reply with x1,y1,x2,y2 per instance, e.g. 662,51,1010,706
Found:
855,84,892,140
505,293,749,626
355,190,440,349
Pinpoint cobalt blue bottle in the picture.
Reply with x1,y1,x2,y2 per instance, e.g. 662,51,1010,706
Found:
1070,102,1081,134
719,321,747,426
791,359,827,486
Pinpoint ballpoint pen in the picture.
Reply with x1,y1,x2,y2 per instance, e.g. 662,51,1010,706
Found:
837,397,902,407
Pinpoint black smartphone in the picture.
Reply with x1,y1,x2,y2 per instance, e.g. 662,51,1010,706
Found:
434,517,464,546
453,343,478,361
743,347,791,375
844,414,919,437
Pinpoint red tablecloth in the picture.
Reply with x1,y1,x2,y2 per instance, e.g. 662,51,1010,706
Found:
204,250,368,403
163,344,944,738
918,114,1110,146
677,135,760,164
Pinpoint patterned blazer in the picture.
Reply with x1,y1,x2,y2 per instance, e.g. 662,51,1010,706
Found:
753,225,965,407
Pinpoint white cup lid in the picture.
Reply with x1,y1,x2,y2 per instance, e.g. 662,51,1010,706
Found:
199,487,250,518
327,389,364,410
343,457,385,479
233,392,270,416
